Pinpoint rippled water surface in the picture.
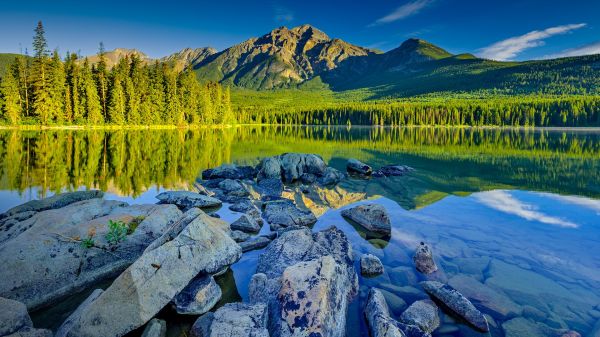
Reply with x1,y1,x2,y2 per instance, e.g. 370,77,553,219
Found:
0,126,599,337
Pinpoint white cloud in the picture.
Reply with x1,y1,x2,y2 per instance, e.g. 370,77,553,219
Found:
474,190,578,228
478,23,587,61
370,0,434,27
540,193,600,215
544,41,600,59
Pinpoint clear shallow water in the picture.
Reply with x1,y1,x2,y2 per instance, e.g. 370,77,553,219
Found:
1,126,599,336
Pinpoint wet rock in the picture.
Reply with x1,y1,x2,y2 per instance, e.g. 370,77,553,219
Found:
389,266,419,286
364,288,405,337
195,183,216,197
202,164,256,180
378,289,408,316
229,200,257,213
239,236,271,253
198,302,269,337
0,297,33,336
279,153,327,182
413,243,438,274
156,191,222,209
0,199,182,310
399,300,440,333
373,165,413,178
341,203,391,235
501,317,569,337
317,167,345,186
55,289,104,337
63,209,242,337
256,157,282,181
361,253,384,276
217,179,249,198
0,190,103,220
231,214,261,233
190,312,214,337
448,275,522,319
262,200,317,230
230,230,250,242
141,319,166,337
420,281,489,332
347,158,372,175
4,327,53,337
257,178,284,197
300,173,317,184
173,275,221,315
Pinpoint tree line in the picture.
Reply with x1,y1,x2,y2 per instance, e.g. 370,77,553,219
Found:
0,22,233,126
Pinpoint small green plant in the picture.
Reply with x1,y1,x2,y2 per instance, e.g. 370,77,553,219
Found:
105,220,128,245
80,236,95,249
127,216,145,234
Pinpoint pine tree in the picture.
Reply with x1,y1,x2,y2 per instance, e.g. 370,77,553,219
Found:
1,64,21,124
15,54,31,118
108,77,126,124
95,42,109,119
81,59,103,124
48,50,66,123
65,53,83,122
31,21,52,125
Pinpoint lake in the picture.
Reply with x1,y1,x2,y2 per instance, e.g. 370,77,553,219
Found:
0,126,599,337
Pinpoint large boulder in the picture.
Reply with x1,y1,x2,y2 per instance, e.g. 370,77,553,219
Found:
0,198,182,310
172,275,222,315
421,281,489,332
341,203,391,235
399,300,440,334
413,243,438,274
156,191,222,209
191,303,269,337
256,153,340,186
361,253,384,276
0,190,103,221
364,288,405,337
262,200,317,230
202,164,256,180
347,158,372,175
63,209,242,337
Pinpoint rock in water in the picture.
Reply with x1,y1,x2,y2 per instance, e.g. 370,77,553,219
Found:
317,167,345,186
0,190,103,220
231,214,261,233
63,209,242,337
172,275,222,315
262,200,317,230
420,281,489,332
373,165,413,178
239,236,272,253
156,191,222,209
364,288,405,337
141,319,166,337
399,300,440,333
413,243,438,274
230,230,250,242
202,164,256,180
190,312,214,337
0,297,33,336
361,254,384,276
341,203,391,235
257,178,284,197
194,302,269,337
347,158,372,175
448,275,522,319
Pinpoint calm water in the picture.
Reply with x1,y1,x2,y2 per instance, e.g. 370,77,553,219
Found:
1,126,599,337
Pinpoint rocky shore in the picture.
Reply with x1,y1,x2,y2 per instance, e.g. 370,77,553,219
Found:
0,153,591,337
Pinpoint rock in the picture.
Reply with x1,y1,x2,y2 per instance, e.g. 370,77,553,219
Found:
217,179,249,198
257,178,284,197
361,254,384,276
0,190,103,220
420,281,489,332
141,319,167,337
239,236,272,253
195,183,216,197
55,289,104,337
317,167,345,186
173,275,222,315
389,266,418,286
276,255,357,337
341,203,391,235
373,165,413,178
347,158,372,175
378,289,408,316
202,164,256,180
448,275,521,319
3,327,53,337
231,214,261,233
364,288,405,337
0,297,33,336
501,317,564,337
197,302,269,337
257,156,283,181
300,173,317,184
279,153,327,182
399,300,440,333
262,200,317,230
63,209,242,337
229,200,257,213
156,191,222,209
230,230,250,242
413,243,438,274
0,199,182,310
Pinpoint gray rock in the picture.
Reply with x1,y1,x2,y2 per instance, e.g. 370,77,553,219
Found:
347,158,372,175
0,297,33,336
373,165,413,178
156,191,222,209
257,156,283,181
361,254,384,276
63,209,241,337
317,167,345,186
279,153,327,182
195,183,216,197
231,214,261,233
239,236,271,253
3,327,53,337
190,312,214,337
229,200,257,213
217,179,249,198
262,200,317,230
448,275,522,319
0,190,103,220
389,266,419,286
230,230,250,242
400,300,440,333
378,289,408,316
141,319,166,337
341,203,391,235
202,164,256,180
420,281,489,332
173,275,222,315
364,288,405,337
257,178,284,197
300,173,317,184
55,289,104,337
200,302,269,337
0,199,181,310
413,243,438,274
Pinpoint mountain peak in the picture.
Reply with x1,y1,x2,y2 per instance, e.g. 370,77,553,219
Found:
391,38,452,61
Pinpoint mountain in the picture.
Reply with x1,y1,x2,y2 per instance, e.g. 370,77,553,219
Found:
192,24,377,89
84,48,151,68
160,47,217,71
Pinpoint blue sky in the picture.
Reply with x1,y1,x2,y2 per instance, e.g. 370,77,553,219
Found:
0,0,599,61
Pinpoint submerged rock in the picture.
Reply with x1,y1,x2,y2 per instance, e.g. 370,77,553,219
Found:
317,167,345,186
262,200,317,230
141,319,166,337
413,243,438,274
373,165,413,178
156,190,222,209
420,281,489,332
193,302,269,337
257,178,284,197
364,288,405,337
399,300,440,333
448,275,522,319
347,158,372,175
172,275,222,315
202,164,256,180
341,203,391,235
230,230,251,243
231,214,261,233
63,209,241,337
361,253,385,276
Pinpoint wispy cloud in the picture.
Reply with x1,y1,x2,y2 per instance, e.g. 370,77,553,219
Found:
273,6,294,23
478,23,587,61
541,193,600,215
474,190,578,228
544,40,600,59
369,0,434,27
